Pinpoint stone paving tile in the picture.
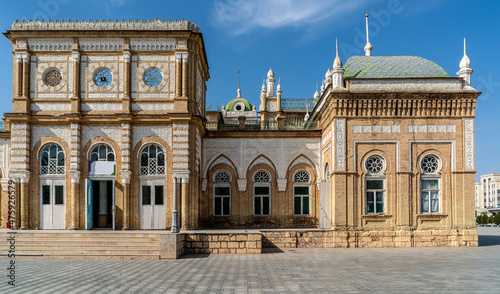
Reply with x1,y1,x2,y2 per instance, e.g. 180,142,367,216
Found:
0,227,499,293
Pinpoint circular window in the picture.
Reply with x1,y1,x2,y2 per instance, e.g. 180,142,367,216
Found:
234,102,245,111
93,68,113,87
421,154,440,174
365,155,385,175
143,68,162,87
214,170,231,183
44,69,62,87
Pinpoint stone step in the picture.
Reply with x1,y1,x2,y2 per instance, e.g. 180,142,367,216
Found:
4,244,159,250
0,240,159,246
0,237,160,242
1,249,160,255
0,233,163,238
8,254,160,260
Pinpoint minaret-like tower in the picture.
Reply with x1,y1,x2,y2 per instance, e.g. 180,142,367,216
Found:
364,13,373,56
259,79,266,111
266,68,275,98
276,78,282,111
331,38,345,88
457,38,474,90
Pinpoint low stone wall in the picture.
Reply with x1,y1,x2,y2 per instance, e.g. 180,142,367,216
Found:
183,230,262,254
261,227,478,248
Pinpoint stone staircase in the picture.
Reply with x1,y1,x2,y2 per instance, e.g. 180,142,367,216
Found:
0,230,162,260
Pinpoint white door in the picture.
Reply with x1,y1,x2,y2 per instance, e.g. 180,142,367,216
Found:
40,179,65,229
140,179,166,229
319,181,331,229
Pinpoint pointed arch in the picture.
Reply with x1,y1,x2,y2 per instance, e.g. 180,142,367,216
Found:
204,154,239,180
287,154,319,178
247,154,277,175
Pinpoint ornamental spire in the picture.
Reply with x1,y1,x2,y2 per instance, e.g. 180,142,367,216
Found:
237,70,242,98
364,13,373,56
459,38,471,69
333,38,342,69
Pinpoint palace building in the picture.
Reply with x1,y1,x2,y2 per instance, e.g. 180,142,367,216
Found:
0,17,479,248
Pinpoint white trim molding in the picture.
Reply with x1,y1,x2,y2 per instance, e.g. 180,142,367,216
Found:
408,140,456,172
353,140,400,172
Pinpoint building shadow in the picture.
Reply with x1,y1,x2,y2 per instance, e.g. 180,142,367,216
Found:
180,253,210,259
478,234,500,247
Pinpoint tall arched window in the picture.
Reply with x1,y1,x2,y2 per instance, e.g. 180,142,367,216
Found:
140,144,166,176
213,170,231,216
90,144,115,161
293,170,311,215
420,154,441,213
365,155,386,214
40,143,65,175
253,170,271,216
325,163,330,182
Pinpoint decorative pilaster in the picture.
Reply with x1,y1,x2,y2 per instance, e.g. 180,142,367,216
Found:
71,51,81,113
120,122,131,229
175,52,182,97
14,52,30,113
69,170,80,229
22,52,30,98
172,170,190,229
9,170,30,229
181,53,188,98
122,51,131,113
69,122,81,229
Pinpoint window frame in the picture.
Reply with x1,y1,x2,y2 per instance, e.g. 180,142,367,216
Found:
39,143,66,176
213,170,232,217
365,176,386,214
420,176,440,214
139,144,166,176
293,170,311,216
253,170,271,216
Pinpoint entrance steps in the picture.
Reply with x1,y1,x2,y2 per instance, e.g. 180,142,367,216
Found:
0,230,163,260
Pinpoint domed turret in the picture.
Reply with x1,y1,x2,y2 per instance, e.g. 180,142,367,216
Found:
267,67,274,79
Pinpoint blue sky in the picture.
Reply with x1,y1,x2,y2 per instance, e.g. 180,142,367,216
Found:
0,0,499,180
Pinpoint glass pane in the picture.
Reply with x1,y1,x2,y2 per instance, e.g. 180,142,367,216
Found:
99,145,106,160
41,152,48,166
302,196,310,215
422,180,438,190
214,197,222,216
223,197,230,216
376,191,384,202
263,197,270,215
421,192,429,213
42,185,50,204
141,153,148,167
376,202,384,213
215,186,230,196
90,153,98,162
158,152,165,166
294,186,309,195
366,191,374,202
142,186,151,205
430,191,439,199
367,180,383,190
107,153,115,161
57,152,64,166
294,197,301,214
155,186,164,205
55,186,64,204
254,186,269,195
49,144,56,158
254,197,261,215
149,145,157,159
431,198,439,213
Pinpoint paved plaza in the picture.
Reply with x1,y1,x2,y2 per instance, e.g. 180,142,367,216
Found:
1,227,499,293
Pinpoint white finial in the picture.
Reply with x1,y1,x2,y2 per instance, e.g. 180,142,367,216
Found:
261,79,266,92
304,98,310,122
333,38,343,69
459,38,471,69
364,13,372,56
267,67,274,79
237,70,242,98
277,78,281,91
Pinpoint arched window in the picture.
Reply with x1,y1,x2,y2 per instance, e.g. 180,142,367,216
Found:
365,155,386,214
90,144,115,162
140,144,166,176
325,163,330,182
293,170,311,215
213,170,231,216
254,170,271,216
40,143,65,175
420,154,441,213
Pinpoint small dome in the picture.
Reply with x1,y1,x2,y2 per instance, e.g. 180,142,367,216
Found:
267,68,274,79
333,55,342,69
314,90,320,99
226,98,253,111
460,54,470,69
325,69,331,79
364,42,373,56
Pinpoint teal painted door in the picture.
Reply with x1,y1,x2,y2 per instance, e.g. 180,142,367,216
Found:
86,179,93,229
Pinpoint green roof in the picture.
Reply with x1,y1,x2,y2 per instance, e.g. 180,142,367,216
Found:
343,56,449,79
226,98,252,111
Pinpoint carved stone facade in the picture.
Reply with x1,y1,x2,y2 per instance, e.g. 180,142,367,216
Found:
0,18,478,248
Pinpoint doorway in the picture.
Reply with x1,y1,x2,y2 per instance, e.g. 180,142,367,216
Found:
86,179,115,229
140,179,166,229
39,179,65,229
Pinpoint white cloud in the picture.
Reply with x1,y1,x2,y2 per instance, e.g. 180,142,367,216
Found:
212,0,367,34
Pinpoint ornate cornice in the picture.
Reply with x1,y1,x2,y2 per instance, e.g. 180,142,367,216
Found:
11,19,201,33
